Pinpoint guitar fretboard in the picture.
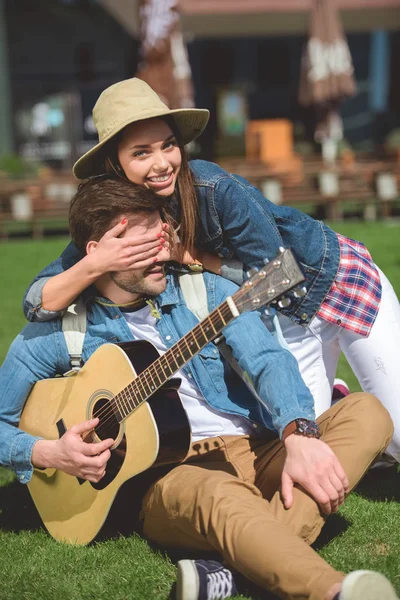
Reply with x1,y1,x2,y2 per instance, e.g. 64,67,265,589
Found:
112,299,234,421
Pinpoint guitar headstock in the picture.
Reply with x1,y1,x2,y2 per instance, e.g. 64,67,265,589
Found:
233,248,305,315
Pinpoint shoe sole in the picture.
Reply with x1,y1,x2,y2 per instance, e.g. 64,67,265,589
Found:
176,560,200,600
341,570,399,600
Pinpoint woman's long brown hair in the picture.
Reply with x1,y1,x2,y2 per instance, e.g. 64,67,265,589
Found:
103,117,199,258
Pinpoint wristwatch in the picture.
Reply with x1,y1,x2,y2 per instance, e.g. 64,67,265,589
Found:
282,418,321,442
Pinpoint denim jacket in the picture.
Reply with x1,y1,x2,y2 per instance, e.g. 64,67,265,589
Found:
23,159,340,326
2,271,315,484
191,160,340,326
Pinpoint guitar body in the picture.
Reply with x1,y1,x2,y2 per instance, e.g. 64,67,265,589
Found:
19,341,191,545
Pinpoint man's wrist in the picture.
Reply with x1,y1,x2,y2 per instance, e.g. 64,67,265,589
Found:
31,439,57,469
282,418,321,443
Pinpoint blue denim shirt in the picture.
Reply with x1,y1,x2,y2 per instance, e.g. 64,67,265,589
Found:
2,271,315,484
23,159,340,326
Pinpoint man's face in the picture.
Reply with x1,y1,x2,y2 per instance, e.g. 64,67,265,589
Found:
110,211,170,298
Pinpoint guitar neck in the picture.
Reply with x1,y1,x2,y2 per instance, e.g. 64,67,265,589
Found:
114,298,237,421
111,247,304,424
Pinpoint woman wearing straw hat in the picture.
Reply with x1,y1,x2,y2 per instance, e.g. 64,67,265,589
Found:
23,77,400,466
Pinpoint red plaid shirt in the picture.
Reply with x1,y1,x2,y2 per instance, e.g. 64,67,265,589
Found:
317,233,382,337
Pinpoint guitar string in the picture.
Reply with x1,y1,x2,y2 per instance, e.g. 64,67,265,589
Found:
91,306,231,441
88,272,287,441
86,271,283,441
90,301,235,441
92,302,233,440
87,270,286,441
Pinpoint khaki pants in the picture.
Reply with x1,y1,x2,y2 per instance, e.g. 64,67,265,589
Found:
141,394,393,600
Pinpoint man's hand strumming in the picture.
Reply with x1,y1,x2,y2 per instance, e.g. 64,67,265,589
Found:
32,418,114,483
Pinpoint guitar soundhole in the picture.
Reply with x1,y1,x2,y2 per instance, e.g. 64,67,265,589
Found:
92,397,120,442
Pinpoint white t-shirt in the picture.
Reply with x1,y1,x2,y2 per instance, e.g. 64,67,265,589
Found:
123,305,252,442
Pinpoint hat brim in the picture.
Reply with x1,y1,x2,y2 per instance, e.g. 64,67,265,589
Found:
73,108,209,180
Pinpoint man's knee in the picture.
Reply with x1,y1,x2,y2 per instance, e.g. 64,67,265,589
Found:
335,393,394,453
143,465,262,522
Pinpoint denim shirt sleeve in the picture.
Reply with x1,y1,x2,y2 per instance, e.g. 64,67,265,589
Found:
23,242,83,322
212,275,315,436
0,322,62,482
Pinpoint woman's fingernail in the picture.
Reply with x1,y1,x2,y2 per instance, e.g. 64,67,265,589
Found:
153,257,158,263
157,245,163,251
157,232,163,238
163,223,168,230
121,218,127,225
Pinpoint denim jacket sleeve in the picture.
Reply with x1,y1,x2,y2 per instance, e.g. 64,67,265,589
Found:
211,274,316,436
220,257,244,285
0,322,63,482
213,174,284,276
23,242,83,322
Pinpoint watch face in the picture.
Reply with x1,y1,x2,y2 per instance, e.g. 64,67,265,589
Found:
296,420,304,433
296,419,308,434
296,419,320,437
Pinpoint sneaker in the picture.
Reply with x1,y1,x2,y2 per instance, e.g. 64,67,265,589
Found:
338,570,399,599
176,559,237,600
332,378,350,403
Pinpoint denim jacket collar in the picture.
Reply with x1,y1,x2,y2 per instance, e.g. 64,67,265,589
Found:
157,273,183,308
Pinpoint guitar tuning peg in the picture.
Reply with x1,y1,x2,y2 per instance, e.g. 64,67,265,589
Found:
263,257,269,265
278,296,291,308
263,307,271,316
292,286,307,298
278,246,285,254
246,267,259,279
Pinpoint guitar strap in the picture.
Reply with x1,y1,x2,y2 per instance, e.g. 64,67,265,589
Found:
62,297,87,375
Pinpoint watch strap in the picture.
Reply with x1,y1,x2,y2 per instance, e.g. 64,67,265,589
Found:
282,420,298,442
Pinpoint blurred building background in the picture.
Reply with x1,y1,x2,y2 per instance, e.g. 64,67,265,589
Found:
1,0,399,165
0,0,399,234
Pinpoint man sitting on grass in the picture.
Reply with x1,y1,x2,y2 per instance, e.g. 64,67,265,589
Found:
0,176,397,600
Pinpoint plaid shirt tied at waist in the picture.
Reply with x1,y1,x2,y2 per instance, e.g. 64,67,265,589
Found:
316,233,382,337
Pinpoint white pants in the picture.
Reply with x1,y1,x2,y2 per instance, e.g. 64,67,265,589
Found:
278,267,400,463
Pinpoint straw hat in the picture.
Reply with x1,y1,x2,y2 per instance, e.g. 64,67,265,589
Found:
73,78,210,180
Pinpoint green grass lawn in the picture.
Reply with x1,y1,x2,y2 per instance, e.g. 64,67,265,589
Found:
0,223,399,599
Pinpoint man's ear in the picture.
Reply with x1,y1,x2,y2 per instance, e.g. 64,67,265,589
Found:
86,240,98,255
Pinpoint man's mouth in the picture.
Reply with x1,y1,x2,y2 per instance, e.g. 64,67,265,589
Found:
146,262,166,275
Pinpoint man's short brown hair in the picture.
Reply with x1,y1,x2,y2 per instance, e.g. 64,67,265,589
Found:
69,176,168,252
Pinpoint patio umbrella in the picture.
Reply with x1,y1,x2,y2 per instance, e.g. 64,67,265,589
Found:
136,0,195,109
298,0,356,163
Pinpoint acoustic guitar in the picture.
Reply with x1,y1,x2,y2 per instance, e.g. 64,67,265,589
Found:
19,248,304,544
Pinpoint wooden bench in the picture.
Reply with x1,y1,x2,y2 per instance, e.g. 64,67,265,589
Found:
0,176,76,239
219,157,399,221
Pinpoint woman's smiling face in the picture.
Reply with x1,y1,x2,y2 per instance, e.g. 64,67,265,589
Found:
117,118,182,197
